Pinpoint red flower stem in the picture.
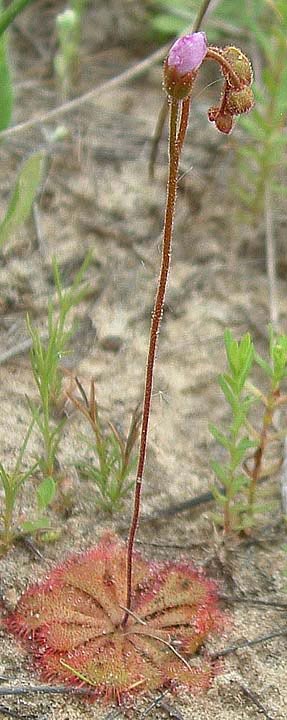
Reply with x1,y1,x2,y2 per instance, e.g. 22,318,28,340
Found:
123,97,186,625
205,48,243,89
177,97,191,156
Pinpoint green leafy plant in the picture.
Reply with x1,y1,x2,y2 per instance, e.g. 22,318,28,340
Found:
54,0,89,98
68,378,140,513
228,1,287,326
0,420,51,556
0,152,44,251
211,328,287,532
210,331,256,532
236,0,287,213
250,329,287,510
27,254,91,503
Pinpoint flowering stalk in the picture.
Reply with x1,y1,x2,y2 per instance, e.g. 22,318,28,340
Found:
123,32,254,623
123,98,186,624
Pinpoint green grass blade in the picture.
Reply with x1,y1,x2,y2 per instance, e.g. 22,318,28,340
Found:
0,152,44,250
0,31,13,130
0,0,36,37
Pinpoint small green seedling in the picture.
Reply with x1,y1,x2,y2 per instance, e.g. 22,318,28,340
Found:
54,0,89,98
0,420,50,556
210,331,256,533
69,378,140,513
27,254,91,503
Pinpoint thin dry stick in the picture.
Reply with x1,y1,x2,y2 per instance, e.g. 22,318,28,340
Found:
0,705,34,720
211,627,287,659
238,682,276,720
0,44,173,141
142,689,171,717
0,686,93,696
220,594,287,609
123,98,185,625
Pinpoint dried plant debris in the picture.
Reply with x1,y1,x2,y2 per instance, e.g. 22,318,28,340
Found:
6,534,223,705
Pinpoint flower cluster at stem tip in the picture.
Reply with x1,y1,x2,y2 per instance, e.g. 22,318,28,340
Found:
164,32,254,134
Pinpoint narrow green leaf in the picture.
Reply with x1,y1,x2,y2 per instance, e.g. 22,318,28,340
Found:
255,352,273,377
209,424,231,451
210,485,226,506
19,517,51,534
0,152,45,250
0,32,13,130
218,375,236,407
37,476,56,509
210,460,229,484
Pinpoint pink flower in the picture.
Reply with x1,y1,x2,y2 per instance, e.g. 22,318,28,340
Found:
167,32,208,75
164,32,208,100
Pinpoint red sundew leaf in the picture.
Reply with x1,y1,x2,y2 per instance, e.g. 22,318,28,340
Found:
134,563,217,618
163,657,217,692
5,532,225,705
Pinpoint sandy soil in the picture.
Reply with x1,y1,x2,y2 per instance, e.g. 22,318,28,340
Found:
0,2,286,719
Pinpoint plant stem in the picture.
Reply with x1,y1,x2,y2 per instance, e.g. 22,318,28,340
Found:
177,98,191,155
0,0,36,37
248,388,278,514
123,98,186,624
206,48,243,88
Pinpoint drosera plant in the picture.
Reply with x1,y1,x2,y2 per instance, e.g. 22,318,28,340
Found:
6,30,254,705
68,377,141,513
211,328,287,533
0,419,51,557
27,254,91,508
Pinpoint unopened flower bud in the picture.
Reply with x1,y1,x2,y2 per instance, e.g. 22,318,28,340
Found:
164,32,208,100
221,46,253,87
225,86,254,115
